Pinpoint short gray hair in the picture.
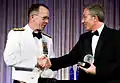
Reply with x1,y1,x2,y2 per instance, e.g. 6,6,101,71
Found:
86,4,104,22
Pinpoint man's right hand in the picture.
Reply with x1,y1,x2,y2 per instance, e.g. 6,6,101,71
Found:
45,57,52,69
37,56,52,69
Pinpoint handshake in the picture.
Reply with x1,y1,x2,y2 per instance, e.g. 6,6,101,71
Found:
37,56,52,69
37,56,55,78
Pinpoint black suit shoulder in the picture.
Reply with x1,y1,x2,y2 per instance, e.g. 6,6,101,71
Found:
103,25,119,33
103,26,120,39
79,31,91,40
81,31,91,36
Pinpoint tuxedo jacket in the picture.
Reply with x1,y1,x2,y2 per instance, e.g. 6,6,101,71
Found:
50,25,120,83
4,24,55,83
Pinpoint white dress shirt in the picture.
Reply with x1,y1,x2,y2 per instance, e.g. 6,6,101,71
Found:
92,24,104,57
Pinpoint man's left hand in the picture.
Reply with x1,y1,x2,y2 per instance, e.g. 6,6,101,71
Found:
79,63,96,75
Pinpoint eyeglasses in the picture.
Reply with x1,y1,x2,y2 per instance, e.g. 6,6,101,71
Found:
41,16,49,20
33,14,49,20
82,14,95,20
83,14,91,19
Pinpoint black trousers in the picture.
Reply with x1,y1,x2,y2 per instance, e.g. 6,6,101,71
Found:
14,78,57,83
13,80,25,83
38,78,57,83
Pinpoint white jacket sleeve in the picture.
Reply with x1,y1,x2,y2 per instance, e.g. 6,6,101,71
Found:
4,30,30,67
48,38,55,58
48,38,58,79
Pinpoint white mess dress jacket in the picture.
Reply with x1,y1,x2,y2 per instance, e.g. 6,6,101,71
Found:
4,24,56,83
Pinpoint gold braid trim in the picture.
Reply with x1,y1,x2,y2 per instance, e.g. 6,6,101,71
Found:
12,28,25,31
41,32,52,38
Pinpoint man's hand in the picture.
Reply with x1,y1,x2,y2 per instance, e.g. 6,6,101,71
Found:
45,57,52,69
37,56,46,69
79,63,96,75
37,56,52,69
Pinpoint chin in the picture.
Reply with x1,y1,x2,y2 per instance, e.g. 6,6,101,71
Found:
41,28,44,31
41,27,45,31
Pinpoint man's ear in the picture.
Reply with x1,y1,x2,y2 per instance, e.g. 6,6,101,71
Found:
30,15,35,21
32,15,34,18
93,15,98,21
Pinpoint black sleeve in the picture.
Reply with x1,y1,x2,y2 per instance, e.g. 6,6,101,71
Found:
50,35,83,71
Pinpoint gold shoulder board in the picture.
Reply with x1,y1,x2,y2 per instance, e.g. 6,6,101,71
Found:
12,28,25,31
41,32,52,38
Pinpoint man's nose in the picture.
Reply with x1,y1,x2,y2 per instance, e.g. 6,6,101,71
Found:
44,19,48,23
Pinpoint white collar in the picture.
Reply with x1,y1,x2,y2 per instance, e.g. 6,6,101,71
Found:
24,24,34,33
92,23,104,36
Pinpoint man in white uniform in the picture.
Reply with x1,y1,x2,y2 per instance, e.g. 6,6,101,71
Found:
4,4,56,83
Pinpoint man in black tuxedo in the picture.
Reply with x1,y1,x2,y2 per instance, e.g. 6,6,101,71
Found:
44,4,120,83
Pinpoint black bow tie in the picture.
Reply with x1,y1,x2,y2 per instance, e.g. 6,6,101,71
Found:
32,31,42,39
91,30,99,36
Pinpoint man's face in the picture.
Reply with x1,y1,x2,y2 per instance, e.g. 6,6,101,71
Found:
33,6,49,31
82,8,95,31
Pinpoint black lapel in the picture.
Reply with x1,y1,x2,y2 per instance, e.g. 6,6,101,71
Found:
94,25,108,58
83,32,93,55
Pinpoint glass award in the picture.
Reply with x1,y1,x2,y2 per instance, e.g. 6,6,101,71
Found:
77,54,94,68
40,39,54,78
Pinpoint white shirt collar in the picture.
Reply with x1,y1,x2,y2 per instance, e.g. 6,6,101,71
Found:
92,23,104,36
24,24,34,33
24,24,44,39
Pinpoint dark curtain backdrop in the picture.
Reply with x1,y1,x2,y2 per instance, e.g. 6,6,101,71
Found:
0,0,120,83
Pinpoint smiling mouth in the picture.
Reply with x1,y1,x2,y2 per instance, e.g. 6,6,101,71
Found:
41,25,46,28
